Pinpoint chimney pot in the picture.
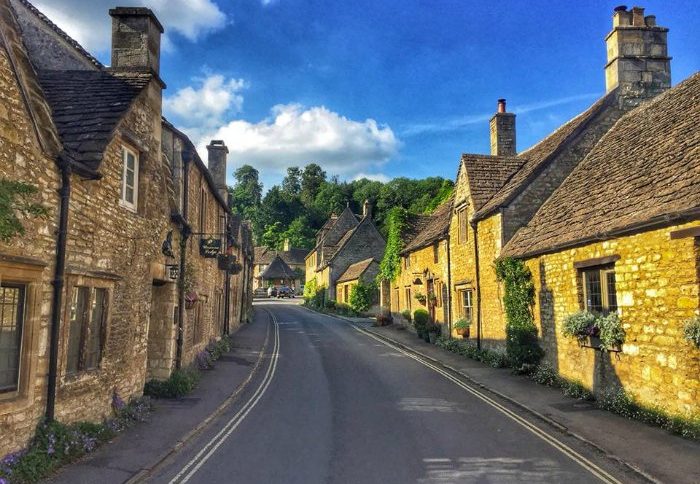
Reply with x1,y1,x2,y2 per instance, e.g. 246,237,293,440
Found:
613,5,627,12
363,199,372,218
497,98,506,113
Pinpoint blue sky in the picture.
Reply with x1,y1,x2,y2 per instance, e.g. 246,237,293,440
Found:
40,0,699,190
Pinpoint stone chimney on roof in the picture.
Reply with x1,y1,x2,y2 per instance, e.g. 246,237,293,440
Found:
490,98,516,156
283,238,291,251
363,199,372,219
109,7,163,77
605,6,671,106
207,140,229,203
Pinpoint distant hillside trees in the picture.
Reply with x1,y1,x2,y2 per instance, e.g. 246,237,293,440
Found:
229,163,453,249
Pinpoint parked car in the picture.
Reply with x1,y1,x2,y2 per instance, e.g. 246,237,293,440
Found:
267,286,277,298
277,286,294,298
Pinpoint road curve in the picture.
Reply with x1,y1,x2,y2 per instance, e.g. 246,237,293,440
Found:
148,301,640,484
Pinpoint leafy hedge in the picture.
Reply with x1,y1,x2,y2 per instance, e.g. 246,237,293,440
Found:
349,281,377,314
494,257,544,369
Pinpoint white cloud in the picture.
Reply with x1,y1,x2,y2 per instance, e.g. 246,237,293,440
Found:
32,0,227,54
352,172,391,183
194,104,398,182
401,93,600,136
164,75,247,128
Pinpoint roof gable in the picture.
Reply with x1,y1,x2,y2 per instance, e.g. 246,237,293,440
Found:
337,258,378,283
260,255,297,280
473,90,618,220
401,198,454,254
460,154,525,211
503,73,700,258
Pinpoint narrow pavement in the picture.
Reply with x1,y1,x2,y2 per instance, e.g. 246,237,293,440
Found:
147,300,642,484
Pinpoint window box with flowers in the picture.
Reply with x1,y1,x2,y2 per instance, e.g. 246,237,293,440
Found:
562,311,625,352
414,292,427,305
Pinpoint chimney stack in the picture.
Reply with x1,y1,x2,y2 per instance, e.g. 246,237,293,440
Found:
605,5,671,106
207,140,229,203
109,7,164,77
490,99,516,156
363,199,372,219
283,238,291,251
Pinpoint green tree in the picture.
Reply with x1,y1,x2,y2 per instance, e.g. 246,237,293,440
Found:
282,216,316,249
301,163,327,205
281,166,302,196
229,165,262,220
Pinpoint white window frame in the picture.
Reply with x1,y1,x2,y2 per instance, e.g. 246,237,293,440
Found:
120,146,139,212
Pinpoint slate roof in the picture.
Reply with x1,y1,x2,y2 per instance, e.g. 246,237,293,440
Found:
254,247,309,266
503,72,700,258
337,258,377,283
460,155,525,211
473,90,618,220
38,69,151,171
259,255,297,280
14,0,103,69
401,198,454,254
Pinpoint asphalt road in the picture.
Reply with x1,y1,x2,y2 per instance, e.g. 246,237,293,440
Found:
148,300,639,484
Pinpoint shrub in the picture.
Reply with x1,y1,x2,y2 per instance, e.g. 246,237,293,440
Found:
144,368,200,399
303,279,326,308
435,336,509,368
196,350,214,370
378,207,409,282
684,316,700,348
349,281,377,314
325,299,337,310
426,322,441,335
413,309,430,327
401,309,412,322
495,257,544,369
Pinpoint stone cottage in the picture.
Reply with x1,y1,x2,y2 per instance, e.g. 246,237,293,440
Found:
0,1,252,456
448,5,672,350
390,199,453,325
336,258,380,307
305,201,385,301
502,73,700,417
253,240,308,294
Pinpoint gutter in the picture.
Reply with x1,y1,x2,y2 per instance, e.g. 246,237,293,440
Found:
46,155,71,421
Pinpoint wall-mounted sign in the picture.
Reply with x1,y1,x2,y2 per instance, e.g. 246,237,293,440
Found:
199,238,222,258
167,264,180,280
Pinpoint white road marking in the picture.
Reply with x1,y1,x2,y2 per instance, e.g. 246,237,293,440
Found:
351,324,622,484
168,310,280,484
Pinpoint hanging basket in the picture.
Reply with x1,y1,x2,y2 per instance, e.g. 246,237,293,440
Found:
185,291,199,309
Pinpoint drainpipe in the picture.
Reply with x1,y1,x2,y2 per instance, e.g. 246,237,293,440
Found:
471,221,482,350
223,214,231,335
175,152,191,369
46,157,71,421
445,234,453,336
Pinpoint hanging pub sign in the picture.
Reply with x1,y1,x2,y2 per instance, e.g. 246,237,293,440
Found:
199,238,222,258
166,264,180,280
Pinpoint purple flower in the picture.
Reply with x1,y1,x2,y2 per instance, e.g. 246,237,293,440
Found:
112,390,126,412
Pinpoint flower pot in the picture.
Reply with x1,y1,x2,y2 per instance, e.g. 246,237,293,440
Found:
456,327,470,338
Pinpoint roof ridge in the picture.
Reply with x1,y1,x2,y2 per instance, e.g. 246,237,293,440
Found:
16,0,103,69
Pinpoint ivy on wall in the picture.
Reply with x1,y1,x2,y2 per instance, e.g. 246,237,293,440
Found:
377,207,408,282
494,257,544,369
0,179,48,242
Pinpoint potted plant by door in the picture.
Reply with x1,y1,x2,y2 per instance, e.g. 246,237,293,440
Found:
454,318,471,338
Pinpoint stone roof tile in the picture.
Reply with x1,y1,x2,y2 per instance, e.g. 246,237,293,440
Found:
401,198,453,254
337,258,377,283
503,72,700,258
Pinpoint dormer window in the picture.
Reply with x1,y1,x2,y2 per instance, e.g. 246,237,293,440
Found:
120,146,139,211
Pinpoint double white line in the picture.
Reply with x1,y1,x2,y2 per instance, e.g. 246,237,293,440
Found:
169,310,281,484
352,325,622,484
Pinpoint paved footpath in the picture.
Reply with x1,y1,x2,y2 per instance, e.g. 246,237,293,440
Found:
359,319,700,484
46,307,272,484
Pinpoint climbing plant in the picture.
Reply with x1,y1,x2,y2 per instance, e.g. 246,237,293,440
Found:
377,207,408,282
494,257,544,369
349,281,377,314
0,179,48,242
